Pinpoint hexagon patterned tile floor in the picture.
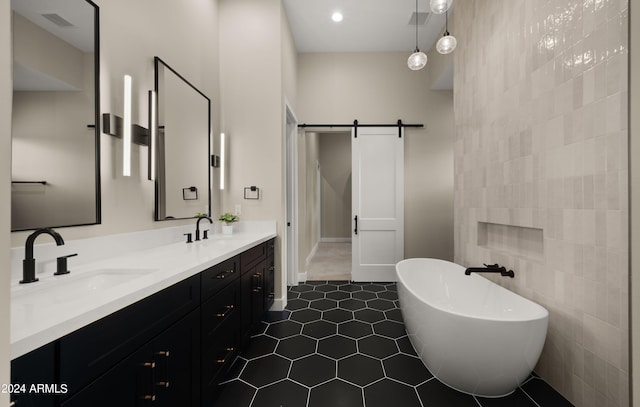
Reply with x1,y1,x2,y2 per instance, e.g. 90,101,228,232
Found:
213,281,574,407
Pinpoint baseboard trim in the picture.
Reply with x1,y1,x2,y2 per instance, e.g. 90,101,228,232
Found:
270,295,287,311
298,272,307,283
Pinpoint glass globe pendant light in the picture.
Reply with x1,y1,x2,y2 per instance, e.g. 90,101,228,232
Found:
407,0,427,70
430,0,452,14
436,10,456,54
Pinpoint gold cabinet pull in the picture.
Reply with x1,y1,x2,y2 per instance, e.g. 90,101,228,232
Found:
142,361,155,368
142,395,156,401
215,304,234,318
215,269,234,279
156,381,170,388
156,350,170,357
216,347,235,364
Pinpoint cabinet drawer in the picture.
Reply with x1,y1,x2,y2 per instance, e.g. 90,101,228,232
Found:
201,257,238,300
201,315,240,404
240,243,266,270
59,275,200,396
201,281,240,337
11,342,56,407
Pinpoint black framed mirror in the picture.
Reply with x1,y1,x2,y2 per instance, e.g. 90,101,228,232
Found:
153,57,211,221
11,0,100,231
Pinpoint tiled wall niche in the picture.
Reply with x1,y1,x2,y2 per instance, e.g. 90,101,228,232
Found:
477,222,544,260
453,1,629,406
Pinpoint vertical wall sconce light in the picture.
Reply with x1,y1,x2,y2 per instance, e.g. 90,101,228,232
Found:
148,90,157,181
220,132,226,190
123,74,132,177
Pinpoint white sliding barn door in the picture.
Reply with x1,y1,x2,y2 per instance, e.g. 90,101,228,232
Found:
351,127,404,282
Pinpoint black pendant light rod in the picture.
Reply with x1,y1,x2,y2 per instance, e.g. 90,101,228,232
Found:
444,9,450,36
414,0,419,51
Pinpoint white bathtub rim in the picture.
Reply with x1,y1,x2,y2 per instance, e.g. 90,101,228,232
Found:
395,258,549,323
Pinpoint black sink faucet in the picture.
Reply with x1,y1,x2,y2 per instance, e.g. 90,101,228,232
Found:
195,216,213,241
464,263,515,278
21,228,65,284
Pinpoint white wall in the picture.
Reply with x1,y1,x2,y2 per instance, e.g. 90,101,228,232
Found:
319,132,351,239
297,51,455,262
630,0,639,404
300,132,320,269
218,0,297,305
1,1,11,403
10,0,221,247
454,1,629,406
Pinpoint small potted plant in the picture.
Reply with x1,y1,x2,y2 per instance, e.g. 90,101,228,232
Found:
219,212,239,234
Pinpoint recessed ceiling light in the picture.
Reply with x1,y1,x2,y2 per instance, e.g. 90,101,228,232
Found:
331,12,343,22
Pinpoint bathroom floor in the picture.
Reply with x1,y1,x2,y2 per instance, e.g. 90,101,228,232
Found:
214,281,574,407
306,242,352,281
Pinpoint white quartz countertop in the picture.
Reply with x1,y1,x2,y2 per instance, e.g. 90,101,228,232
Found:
10,229,276,359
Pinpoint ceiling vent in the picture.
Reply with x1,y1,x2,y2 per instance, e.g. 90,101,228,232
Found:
408,11,430,25
41,13,74,28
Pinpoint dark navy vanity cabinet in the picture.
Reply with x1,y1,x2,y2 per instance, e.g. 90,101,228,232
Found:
10,238,276,407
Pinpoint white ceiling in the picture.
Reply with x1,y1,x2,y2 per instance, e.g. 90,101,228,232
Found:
11,0,95,52
282,0,447,53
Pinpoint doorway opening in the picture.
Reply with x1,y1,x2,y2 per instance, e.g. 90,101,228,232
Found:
305,131,352,281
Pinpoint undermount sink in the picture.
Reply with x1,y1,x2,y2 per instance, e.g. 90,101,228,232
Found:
63,268,158,291
12,267,159,304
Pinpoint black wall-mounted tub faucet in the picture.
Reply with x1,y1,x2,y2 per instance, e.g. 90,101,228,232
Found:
21,228,65,284
464,263,515,278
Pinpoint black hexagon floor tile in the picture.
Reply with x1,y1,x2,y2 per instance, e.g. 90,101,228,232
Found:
396,335,418,356
298,290,325,301
315,283,339,292
317,334,357,360
325,290,351,301
276,335,317,360
242,335,278,359
362,283,386,292
309,298,338,311
373,319,406,339
383,353,433,386
367,298,396,311
364,378,422,407
354,308,386,323
338,354,384,387
265,319,302,339
286,298,310,310
301,320,336,339
338,298,366,311
240,354,290,388
338,320,373,339
213,282,574,407
323,308,353,323
351,290,377,301
215,379,255,407
384,308,404,323
289,308,322,323
252,380,308,407
308,379,364,407
289,354,336,387
338,284,362,292
357,334,399,359
377,290,398,301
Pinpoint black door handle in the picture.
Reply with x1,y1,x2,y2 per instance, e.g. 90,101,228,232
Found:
354,215,358,235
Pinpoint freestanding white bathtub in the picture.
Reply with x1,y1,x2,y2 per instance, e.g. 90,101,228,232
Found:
395,258,548,397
